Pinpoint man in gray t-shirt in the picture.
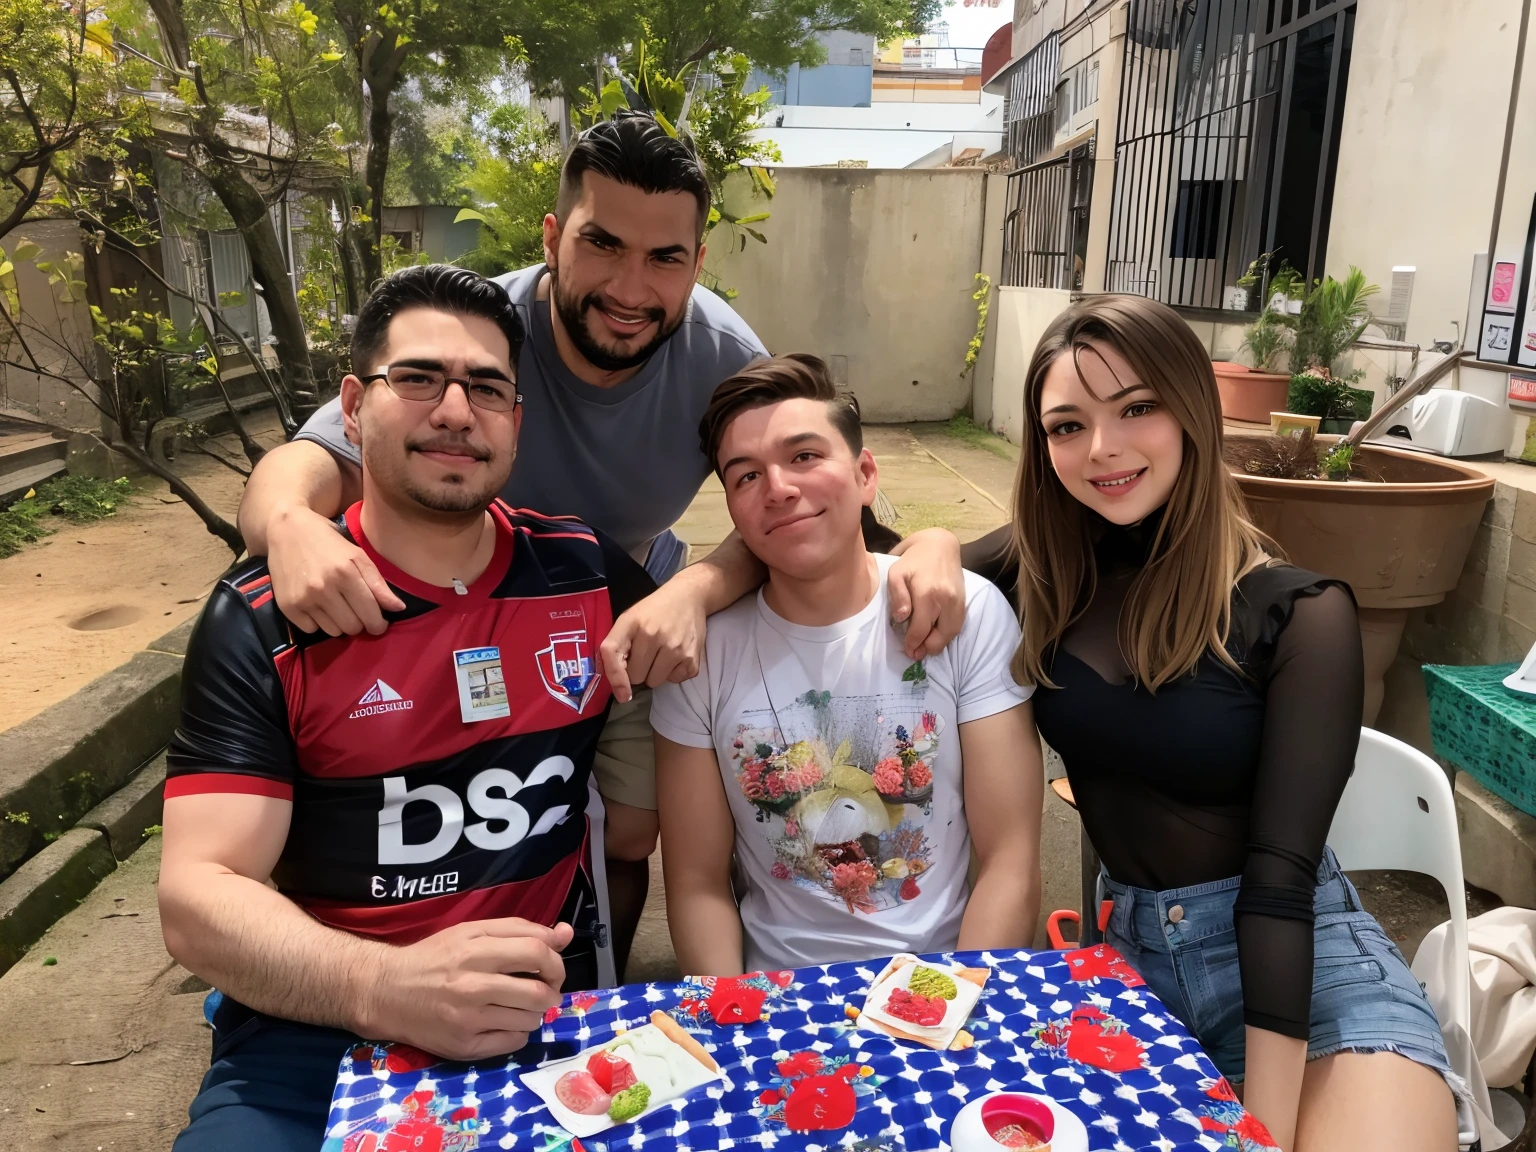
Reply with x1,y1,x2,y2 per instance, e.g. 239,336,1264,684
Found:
294,260,765,573
233,112,967,982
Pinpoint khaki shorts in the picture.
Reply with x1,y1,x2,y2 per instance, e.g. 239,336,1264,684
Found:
592,688,657,811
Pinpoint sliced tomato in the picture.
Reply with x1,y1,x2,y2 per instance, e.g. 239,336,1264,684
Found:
554,1070,612,1117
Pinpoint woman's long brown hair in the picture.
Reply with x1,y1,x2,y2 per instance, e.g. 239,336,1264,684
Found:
1010,295,1271,693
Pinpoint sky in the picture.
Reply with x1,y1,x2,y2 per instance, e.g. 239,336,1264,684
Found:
931,0,1012,63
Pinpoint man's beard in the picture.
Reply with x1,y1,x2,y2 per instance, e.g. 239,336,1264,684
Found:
364,432,508,515
550,265,684,372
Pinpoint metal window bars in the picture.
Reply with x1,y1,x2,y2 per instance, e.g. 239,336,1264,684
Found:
1001,31,1062,169
1105,0,1355,310
1107,0,1283,308
1001,140,1096,290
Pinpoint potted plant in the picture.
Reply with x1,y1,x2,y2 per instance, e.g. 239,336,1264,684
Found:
1286,371,1375,434
1214,255,1298,423
1226,346,1495,725
1214,309,1293,423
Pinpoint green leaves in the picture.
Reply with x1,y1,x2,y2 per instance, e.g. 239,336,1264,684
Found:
902,662,928,684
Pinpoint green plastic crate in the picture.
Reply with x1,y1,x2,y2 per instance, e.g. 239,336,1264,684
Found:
1423,663,1536,817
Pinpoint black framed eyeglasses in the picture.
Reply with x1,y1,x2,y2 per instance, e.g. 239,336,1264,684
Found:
361,365,523,413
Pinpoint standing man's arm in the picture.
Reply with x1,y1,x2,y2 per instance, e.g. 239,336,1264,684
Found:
654,735,744,977
957,702,1043,951
237,403,403,636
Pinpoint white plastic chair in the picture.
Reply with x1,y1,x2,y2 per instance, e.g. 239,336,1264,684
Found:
584,779,620,989
1326,727,1478,1148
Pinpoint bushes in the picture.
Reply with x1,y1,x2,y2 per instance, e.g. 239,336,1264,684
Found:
0,476,132,558
1287,373,1374,425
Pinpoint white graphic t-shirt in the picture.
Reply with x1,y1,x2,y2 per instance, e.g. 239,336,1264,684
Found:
651,554,1031,971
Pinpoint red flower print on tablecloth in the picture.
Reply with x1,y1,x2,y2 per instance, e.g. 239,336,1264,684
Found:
1062,943,1146,988
542,990,600,1026
668,971,797,1030
1030,1005,1147,1074
1197,1078,1281,1150
752,1049,881,1132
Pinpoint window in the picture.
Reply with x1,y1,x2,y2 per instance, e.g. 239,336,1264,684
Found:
1055,80,1073,135
1002,140,1095,290
999,30,1061,167
1170,180,1226,259
1105,0,1356,307
1073,59,1100,112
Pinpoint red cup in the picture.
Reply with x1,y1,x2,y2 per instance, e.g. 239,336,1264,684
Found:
980,1094,1055,1149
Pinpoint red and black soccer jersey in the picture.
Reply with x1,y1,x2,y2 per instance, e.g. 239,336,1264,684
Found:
166,499,653,957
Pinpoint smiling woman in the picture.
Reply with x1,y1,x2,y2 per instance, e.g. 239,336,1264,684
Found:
962,295,1462,1152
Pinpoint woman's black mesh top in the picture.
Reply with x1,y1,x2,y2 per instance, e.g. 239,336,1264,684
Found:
963,518,1363,1038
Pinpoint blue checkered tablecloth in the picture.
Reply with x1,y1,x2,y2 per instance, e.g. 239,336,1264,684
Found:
322,948,1278,1152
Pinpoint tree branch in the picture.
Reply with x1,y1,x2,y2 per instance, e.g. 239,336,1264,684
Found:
105,436,245,554
75,209,297,435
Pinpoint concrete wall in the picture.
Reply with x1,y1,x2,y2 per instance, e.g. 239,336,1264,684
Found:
1326,0,1529,348
1377,463,1536,758
971,173,1010,428
706,167,991,421
0,219,102,431
985,285,1075,442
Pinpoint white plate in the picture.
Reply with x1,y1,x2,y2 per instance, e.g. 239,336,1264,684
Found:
860,955,984,1049
520,1023,724,1138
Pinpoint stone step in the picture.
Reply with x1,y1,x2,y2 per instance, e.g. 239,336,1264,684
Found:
0,430,68,502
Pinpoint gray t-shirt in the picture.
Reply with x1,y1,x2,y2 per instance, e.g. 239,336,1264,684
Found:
295,264,767,559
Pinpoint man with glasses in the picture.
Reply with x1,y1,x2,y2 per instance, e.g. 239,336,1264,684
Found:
159,265,654,1151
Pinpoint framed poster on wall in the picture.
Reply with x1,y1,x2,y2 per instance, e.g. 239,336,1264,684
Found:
1488,261,1521,313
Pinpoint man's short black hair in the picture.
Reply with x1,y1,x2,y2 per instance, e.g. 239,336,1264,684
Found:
350,264,525,376
557,110,712,236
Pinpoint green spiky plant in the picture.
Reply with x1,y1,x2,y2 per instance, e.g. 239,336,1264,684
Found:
1289,266,1379,376
1241,309,1290,372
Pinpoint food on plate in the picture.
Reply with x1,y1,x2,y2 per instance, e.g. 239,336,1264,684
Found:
606,1021,714,1100
885,987,947,1028
553,1070,612,1116
587,1051,637,1094
990,1122,1051,1149
607,1083,652,1122
858,954,990,1050
526,1012,722,1136
908,965,958,1001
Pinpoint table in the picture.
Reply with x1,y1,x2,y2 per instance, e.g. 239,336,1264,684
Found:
322,948,1280,1152
1425,662,1536,817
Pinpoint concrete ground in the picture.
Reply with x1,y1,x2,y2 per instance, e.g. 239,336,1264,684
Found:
0,422,1483,1147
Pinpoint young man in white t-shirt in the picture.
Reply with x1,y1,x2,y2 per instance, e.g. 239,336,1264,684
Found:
651,355,1043,974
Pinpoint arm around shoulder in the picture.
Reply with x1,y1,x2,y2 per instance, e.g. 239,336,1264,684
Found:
237,437,358,553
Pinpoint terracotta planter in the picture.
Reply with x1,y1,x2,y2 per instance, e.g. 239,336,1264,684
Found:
1227,434,1496,724
1212,362,1292,425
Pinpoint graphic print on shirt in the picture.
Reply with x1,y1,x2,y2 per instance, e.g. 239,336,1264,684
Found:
731,683,942,916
